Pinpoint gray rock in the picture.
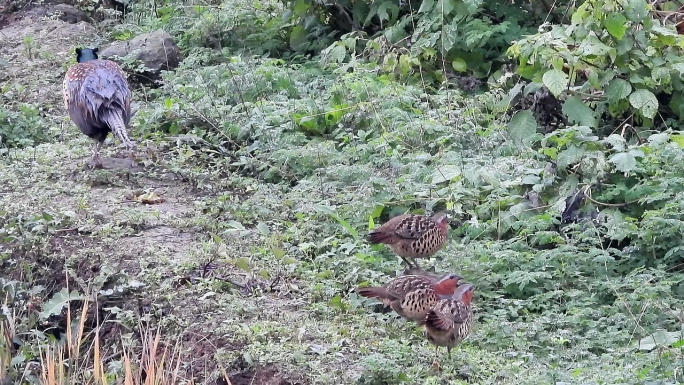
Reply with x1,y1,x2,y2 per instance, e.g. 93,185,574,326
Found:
25,4,92,24
99,30,181,84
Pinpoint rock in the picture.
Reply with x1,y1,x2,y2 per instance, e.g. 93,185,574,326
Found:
25,4,92,24
98,30,182,85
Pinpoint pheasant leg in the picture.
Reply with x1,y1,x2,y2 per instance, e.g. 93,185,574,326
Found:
431,346,441,371
398,255,416,268
128,148,137,168
411,258,422,270
91,140,104,169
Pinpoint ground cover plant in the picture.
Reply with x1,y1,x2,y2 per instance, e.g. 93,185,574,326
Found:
1,0,684,383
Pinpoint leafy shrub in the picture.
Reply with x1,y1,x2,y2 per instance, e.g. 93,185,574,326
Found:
282,0,551,80
0,103,49,149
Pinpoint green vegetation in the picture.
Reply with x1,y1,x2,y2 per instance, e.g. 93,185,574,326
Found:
1,0,684,383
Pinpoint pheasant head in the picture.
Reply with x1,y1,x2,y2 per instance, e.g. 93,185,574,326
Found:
430,211,449,230
432,273,464,298
75,47,100,63
452,282,476,304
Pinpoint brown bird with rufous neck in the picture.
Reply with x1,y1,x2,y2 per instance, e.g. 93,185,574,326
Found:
367,211,449,269
420,283,476,369
356,273,463,323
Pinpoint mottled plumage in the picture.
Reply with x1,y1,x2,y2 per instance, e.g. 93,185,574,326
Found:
63,47,135,168
367,212,449,268
356,273,463,322
421,283,476,368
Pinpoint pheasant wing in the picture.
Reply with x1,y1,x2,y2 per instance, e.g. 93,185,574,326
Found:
393,215,437,240
81,63,132,124
385,275,432,298
426,300,470,331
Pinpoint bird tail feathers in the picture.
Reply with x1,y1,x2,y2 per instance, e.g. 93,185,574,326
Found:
367,231,393,244
356,286,389,299
103,109,133,147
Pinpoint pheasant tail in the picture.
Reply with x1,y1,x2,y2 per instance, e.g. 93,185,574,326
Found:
103,109,132,147
367,231,392,244
356,286,390,299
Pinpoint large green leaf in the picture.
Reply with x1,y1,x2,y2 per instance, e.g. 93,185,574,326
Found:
507,110,539,147
604,13,628,40
562,96,596,128
628,89,659,119
542,69,568,97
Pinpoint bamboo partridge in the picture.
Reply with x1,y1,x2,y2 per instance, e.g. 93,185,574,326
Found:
421,283,476,369
63,47,135,169
367,211,449,269
356,273,463,322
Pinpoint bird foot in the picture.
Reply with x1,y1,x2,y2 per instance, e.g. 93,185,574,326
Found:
430,360,442,371
90,159,104,169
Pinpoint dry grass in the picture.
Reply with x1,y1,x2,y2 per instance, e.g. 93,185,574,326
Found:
2,290,230,385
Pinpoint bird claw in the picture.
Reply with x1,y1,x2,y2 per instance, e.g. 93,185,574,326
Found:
91,157,104,169
431,360,442,371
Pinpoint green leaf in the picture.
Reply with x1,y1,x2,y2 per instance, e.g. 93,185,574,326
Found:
418,0,434,12
234,257,251,272
451,58,467,72
648,132,670,145
605,78,632,102
418,0,435,13
542,69,568,97
604,13,628,40
437,0,456,16
507,110,539,147
625,0,649,22
562,96,597,128
256,222,270,236
629,89,659,119
556,145,585,169
312,204,359,240
40,289,86,319
609,152,637,172
271,247,287,259
225,220,246,230
328,295,348,312
604,134,627,151
443,23,458,52
209,232,223,244
637,330,684,351
431,165,461,184
326,45,347,64
283,256,298,264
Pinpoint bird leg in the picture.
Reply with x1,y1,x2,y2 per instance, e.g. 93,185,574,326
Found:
91,140,104,169
400,256,420,275
431,346,442,371
127,144,137,168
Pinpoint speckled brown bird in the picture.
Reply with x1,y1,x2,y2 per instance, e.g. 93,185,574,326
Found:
63,47,135,169
367,211,449,269
356,273,463,322
421,283,476,369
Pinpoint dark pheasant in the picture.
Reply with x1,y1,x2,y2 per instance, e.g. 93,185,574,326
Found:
63,47,135,169
356,273,463,322
367,212,449,269
421,283,476,369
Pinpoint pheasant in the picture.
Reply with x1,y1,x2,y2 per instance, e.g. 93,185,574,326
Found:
421,283,476,369
367,211,449,269
356,273,463,322
63,47,136,169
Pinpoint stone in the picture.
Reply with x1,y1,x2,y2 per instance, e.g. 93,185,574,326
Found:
98,29,182,85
